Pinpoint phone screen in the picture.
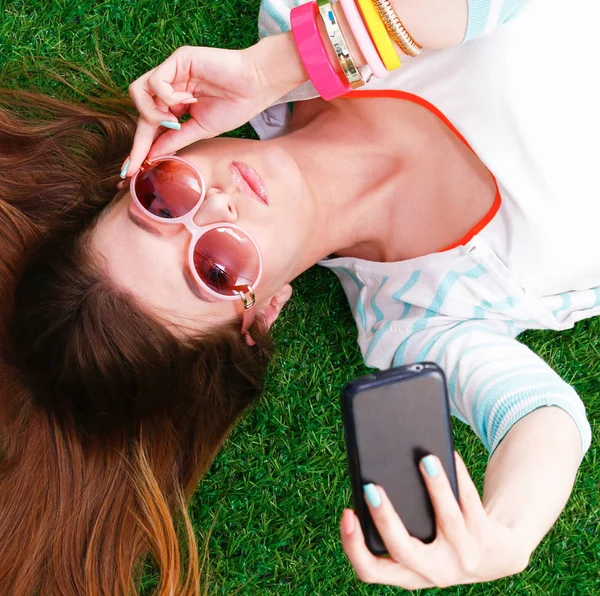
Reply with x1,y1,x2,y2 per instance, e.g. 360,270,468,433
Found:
352,370,456,546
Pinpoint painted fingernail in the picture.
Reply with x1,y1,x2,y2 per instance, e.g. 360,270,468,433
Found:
363,483,381,508
422,455,439,478
119,157,130,179
160,120,181,130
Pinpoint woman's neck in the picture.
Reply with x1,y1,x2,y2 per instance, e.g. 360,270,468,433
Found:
274,95,497,269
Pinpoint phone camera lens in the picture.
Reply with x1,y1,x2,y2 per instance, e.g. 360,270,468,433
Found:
412,364,424,372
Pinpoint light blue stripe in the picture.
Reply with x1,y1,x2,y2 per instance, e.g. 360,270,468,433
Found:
400,303,412,320
593,287,600,307
429,264,487,313
463,0,492,42
552,292,572,317
498,0,531,25
262,0,290,33
473,300,491,320
415,320,466,363
459,354,531,400
390,270,420,323
467,364,546,439
474,368,559,427
430,324,501,411
393,265,487,366
473,372,560,450
364,321,394,362
328,267,367,331
487,385,577,450
473,295,519,319
414,265,487,333
391,270,421,302
370,276,389,330
438,328,510,427
442,331,506,409
447,342,497,403
488,394,592,461
393,336,412,367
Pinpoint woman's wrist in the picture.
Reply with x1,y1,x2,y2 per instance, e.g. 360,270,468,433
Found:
247,4,368,102
245,32,309,102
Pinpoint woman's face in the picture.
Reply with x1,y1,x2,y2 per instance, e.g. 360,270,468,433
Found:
91,137,311,332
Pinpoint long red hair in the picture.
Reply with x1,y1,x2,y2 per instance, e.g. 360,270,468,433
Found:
0,70,274,594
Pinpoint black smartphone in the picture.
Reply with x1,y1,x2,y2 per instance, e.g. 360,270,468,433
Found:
341,362,458,555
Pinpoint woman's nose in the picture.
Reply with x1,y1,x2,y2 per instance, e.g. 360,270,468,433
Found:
193,187,238,227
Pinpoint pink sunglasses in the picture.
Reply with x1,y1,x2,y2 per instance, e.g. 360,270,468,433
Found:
129,155,263,335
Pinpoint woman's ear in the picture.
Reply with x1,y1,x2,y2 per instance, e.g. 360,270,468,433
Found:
244,284,293,346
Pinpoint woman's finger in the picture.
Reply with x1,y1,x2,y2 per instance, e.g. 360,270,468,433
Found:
128,69,169,123
169,103,192,120
147,67,197,108
453,451,488,531
420,454,479,573
361,484,424,567
129,66,195,126
420,455,467,539
340,509,433,589
125,118,162,177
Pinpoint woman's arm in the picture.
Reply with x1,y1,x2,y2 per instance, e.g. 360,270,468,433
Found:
251,0,469,93
340,319,591,588
342,406,582,588
245,0,534,113
125,0,533,173
387,0,468,48
385,0,533,48
483,405,581,557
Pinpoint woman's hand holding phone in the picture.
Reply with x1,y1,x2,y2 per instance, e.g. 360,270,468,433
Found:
340,451,530,589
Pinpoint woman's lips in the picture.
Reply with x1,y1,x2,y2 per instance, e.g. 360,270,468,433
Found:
230,161,269,205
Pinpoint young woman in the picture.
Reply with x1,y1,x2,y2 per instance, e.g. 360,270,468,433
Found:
1,0,596,593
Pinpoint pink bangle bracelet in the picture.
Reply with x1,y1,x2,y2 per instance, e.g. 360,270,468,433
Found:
339,0,388,79
291,1,351,101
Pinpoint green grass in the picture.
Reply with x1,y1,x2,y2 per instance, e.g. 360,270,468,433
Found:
1,1,599,594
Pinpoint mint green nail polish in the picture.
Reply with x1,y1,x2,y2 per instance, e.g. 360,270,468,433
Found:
422,455,439,478
160,120,181,130
363,483,381,508
119,158,130,179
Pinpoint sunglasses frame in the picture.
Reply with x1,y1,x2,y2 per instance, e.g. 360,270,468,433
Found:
128,155,263,334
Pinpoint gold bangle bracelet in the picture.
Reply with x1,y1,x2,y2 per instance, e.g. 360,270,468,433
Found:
317,0,365,88
372,0,422,57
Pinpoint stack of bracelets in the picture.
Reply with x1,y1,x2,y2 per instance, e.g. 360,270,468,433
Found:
291,0,422,100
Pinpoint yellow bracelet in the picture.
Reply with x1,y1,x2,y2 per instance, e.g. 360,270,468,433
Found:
356,0,401,71
372,0,422,57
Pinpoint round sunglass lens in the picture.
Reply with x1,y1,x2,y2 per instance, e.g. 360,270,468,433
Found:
135,159,203,219
193,228,260,297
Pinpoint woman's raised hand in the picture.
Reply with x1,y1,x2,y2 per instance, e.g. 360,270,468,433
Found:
341,452,531,589
125,35,307,178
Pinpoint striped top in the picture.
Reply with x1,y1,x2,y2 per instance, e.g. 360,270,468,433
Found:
250,0,597,461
